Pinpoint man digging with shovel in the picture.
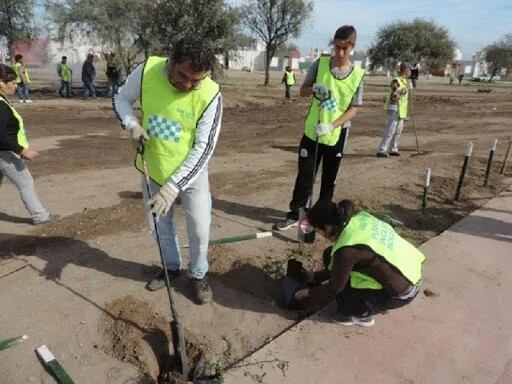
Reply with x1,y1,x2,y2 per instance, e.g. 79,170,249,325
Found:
113,37,223,304
274,25,365,231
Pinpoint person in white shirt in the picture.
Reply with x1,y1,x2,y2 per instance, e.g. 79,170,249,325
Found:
113,38,223,304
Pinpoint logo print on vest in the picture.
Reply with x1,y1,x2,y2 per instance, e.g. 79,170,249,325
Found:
147,115,182,143
320,97,338,113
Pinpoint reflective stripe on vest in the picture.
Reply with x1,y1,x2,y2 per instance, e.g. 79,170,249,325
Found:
285,71,295,86
134,56,219,186
385,76,408,118
0,97,29,149
59,63,71,82
329,211,425,290
304,57,365,146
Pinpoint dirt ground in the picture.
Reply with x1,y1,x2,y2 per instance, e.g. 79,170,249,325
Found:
1,70,511,382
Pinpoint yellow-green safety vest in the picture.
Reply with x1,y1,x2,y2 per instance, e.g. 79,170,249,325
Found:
134,56,220,186
385,76,408,119
329,211,425,290
59,63,72,82
13,62,30,84
304,57,365,146
285,71,295,86
0,96,29,149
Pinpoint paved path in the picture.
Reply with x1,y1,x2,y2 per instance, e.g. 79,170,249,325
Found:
226,185,512,384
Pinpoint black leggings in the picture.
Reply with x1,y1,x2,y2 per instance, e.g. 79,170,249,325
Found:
289,130,349,213
322,247,418,317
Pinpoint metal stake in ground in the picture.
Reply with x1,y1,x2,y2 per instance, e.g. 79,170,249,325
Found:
500,136,512,175
483,139,498,187
455,142,473,201
138,139,189,378
422,168,431,210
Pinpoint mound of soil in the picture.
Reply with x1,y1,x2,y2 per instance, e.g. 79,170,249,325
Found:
31,198,145,240
100,295,212,384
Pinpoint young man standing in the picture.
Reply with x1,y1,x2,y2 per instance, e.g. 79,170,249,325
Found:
377,62,411,157
281,65,295,101
12,55,31,103
274,26,365,231
57,56,72,97
81,53,96,99
113,38,223,304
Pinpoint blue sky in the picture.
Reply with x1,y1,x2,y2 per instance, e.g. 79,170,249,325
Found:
231,0,512,59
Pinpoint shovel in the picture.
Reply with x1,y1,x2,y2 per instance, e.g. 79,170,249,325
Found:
138,138,189,377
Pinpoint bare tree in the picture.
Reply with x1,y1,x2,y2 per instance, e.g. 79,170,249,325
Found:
485,34,512,81
241,0,313,85
46,0,153,73
0,0,36,59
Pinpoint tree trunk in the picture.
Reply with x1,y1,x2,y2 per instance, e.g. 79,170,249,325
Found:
489,67,498,82
264,49,271,86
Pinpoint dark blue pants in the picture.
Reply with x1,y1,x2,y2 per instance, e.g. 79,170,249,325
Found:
82,80,96,98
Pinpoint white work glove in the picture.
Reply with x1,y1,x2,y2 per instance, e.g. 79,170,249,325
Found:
147,184,178,218
315,122,334,136
312,83,330,100
126,122,149,149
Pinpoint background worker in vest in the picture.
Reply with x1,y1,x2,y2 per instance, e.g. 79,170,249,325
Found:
106,52,122,97
377,62,411,157
0,64,59,225
57,56,72,98
281,65,295,102
113,38,223,304
274,25,364,231
12,55,31,103
292,199,425,327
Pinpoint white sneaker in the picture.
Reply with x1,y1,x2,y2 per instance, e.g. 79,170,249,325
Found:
25,100,32,103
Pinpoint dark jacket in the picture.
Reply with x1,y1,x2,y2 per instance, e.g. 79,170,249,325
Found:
82,59,96,83
0,96,24,154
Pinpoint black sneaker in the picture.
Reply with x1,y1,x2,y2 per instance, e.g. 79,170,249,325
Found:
389,151,401,157
332,312,375,327
33,214,60,225
146,268,181,291
376,152,389,158
190,277,212,304
273,212,299,231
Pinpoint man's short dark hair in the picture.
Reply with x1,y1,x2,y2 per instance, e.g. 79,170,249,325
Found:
14,54,23,62
333,26,357,45
62,56,67,60
172,38,215,73
0,64,17,83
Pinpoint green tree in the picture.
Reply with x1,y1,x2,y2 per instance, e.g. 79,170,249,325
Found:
484,34,512,81
241,0,313,85
0,0,36,59
150,0,241,55
368,19,455,72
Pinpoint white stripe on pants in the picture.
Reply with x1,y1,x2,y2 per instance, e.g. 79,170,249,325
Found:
0,150,49,222
378,109,404,153
141,169,211,279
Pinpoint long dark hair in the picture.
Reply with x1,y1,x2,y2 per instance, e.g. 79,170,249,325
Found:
307,199,356,237
0,64,16,83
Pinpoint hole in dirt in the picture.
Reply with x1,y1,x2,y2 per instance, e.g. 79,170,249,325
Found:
100,295,220,384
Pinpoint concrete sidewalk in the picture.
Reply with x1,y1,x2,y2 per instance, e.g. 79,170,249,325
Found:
225,186,512,384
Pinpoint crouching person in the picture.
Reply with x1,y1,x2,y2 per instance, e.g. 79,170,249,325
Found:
293,199,425,327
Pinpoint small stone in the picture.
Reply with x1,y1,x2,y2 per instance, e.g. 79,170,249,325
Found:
80,320,85,325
